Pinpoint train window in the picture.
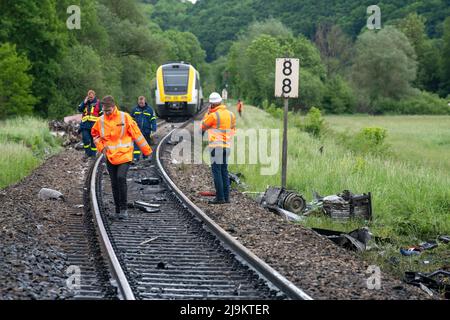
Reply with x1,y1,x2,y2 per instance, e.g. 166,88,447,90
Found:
163,68,189,94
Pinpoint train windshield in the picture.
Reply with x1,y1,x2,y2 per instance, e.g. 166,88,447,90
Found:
163,65,189,94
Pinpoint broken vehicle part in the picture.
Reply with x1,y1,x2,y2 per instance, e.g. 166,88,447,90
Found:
312,227,372,252
38,188,64,201
322,190,372,220
134,178,160,186
259,186,306,215
134,200,161,209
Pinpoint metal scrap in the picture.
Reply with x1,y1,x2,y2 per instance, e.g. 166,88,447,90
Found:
38,188,65,201
312,227,372,252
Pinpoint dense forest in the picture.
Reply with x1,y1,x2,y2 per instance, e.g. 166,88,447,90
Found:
0,0,449,118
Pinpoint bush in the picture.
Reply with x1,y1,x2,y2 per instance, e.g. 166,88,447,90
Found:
340,127,390,156
374,91,450,115
302,107,325,137
322,76,356,114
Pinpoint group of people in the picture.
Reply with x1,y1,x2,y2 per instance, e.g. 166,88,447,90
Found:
78,90,241,220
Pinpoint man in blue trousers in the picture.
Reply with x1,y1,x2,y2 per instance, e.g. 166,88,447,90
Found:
131,96,157,161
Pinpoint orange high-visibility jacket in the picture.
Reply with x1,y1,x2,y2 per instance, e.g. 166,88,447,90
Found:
91,107,152,165
237,101,243,112
201,105,236,149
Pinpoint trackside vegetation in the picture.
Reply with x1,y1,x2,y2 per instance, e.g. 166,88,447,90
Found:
0,117,60,189
228,103,450,277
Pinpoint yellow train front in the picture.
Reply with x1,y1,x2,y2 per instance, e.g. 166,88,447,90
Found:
155,62,203,119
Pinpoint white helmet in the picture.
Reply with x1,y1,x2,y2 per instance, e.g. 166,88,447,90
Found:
209,92,222,104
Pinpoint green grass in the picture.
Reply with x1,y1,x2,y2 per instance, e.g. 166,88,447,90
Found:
326,115,450,173
227,103,450,278
0,117,61,189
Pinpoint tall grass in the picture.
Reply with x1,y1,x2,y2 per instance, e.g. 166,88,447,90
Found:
0,117,61,189
228,104,450,242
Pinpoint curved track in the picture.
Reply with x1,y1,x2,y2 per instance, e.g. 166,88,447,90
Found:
85,116,313,300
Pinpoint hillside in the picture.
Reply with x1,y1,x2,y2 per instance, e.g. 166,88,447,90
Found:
148,0,450,60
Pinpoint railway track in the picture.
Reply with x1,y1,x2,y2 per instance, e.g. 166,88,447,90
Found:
81,114,312,300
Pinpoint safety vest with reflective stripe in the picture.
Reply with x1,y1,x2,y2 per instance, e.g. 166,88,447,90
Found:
91,107,152,165
79,98,102,122
201,105,236,149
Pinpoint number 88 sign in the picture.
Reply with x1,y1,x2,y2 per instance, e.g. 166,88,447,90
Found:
275,58,299,98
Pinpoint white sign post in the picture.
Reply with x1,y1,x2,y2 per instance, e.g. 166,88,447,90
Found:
275,58,299,189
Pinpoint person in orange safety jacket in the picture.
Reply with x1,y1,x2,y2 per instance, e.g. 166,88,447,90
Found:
201,92,236,205
92,96,152,220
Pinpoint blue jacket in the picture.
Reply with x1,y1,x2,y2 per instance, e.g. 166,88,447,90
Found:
131,104,157,135
78,97,102,129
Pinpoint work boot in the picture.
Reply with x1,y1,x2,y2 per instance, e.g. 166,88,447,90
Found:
118,210,129,220
208,199,225,205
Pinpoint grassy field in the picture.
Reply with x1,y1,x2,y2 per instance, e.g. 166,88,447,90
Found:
227,103,450,277
0,117,61,189
326,115,450,173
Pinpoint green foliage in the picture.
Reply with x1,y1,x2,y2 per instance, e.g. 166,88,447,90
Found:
0,117,60,188
164,30,207,71
322,76,356,114
351,27,418,112
339,126,390,156
0,0,68,117
302,107,325,137
375,91,450,115
226,22,327,108
441,17,450,95
0,43,37,119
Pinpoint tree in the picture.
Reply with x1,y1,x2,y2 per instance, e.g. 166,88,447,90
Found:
0,43,37,119
351,27,418,112
165,30,207,70
441,17,450,96
0,0,68,117
315,23,354,77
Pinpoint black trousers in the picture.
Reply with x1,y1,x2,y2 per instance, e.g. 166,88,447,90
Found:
106,160,131,213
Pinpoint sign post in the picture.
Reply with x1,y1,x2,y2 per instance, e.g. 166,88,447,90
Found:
275,58,299,189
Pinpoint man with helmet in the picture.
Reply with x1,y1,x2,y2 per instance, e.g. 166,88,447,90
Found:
201,92,236,205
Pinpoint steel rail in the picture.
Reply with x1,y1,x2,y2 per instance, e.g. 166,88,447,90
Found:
90,155,136,300
156,129,313,300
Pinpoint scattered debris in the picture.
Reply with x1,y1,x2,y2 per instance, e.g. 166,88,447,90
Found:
140,237,159,245
312,227,372,252
419,241,438,251
134,178,160,186
38,188,64,201
133,202,161,213
273,207,305,222
199,191,216,197
400,247,421,256
229,172,247,188
134,200,160,209
404,270,450,298
258,186,306,215
48,119,81,147
438,235,450,244
400,241,439,256
322,190,372,220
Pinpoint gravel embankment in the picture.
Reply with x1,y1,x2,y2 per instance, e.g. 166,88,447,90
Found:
0,149,86,299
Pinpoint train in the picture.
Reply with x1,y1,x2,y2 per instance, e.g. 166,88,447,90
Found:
155,62,203,119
